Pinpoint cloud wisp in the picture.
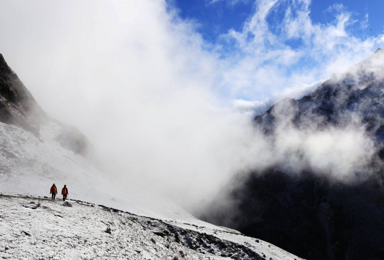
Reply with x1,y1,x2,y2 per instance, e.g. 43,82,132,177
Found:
0,0,383,212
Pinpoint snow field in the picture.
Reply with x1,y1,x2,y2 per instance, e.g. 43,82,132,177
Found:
0,195,232,259
0,119,303,260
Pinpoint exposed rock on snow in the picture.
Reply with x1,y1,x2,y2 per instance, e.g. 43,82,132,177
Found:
63,201,72,207
0,194,302,260
0,54,46,135
0,53,90,156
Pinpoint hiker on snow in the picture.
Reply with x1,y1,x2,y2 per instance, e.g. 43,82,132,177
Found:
50,183,57,200
62,185,68,201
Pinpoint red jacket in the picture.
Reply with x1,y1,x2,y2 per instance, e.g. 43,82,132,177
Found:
62,187,68,195
50,186,57,194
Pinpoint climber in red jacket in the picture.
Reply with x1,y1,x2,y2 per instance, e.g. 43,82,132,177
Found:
61,185,68,201
50,184,57,200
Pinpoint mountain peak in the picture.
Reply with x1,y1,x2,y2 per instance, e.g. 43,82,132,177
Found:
0,53,7,66
372,48,384,59
0,53,12,75
370,48,384,61
0,54,46,135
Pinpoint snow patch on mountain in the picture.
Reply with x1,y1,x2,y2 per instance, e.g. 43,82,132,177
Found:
0,119,201,224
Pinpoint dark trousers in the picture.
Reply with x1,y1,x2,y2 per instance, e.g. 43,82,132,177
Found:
51,193,56,200
63,195,67,201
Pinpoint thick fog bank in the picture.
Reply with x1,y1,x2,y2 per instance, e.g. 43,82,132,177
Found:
1,0,384,213
200,50,384,260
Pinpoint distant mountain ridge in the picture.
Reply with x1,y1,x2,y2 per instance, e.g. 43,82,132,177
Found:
203,49,384,260
255,48,384,146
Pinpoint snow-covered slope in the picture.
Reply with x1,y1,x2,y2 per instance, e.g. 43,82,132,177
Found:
0,121,302,259
0,119,194,222
0,54,302,259
0,194,302,260
0,52,200,223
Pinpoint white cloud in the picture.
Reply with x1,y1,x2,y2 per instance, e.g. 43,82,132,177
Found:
233,98,272,116
325,3,345,13
205,0,250,6
360,13,369,31
0,0,257,210
214,0,384,103
0,0,383,212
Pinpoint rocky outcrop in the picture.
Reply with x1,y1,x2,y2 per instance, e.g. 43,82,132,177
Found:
254,49,384,145
0,54,46,135
0,54,91,157
0,194,302,260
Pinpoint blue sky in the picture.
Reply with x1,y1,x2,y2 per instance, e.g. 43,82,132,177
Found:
172,0,384,44
1,0,384,116
167,0,384,109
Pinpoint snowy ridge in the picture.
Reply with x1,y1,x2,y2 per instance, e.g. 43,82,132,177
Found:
0,54,302,259
0,194,302,260
0,116,301,259
0,119,196,223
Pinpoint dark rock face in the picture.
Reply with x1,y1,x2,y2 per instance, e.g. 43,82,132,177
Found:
0,54,91,157
255,49,384,141
202,49,384,260
0,54,47,135
202,170,384,260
